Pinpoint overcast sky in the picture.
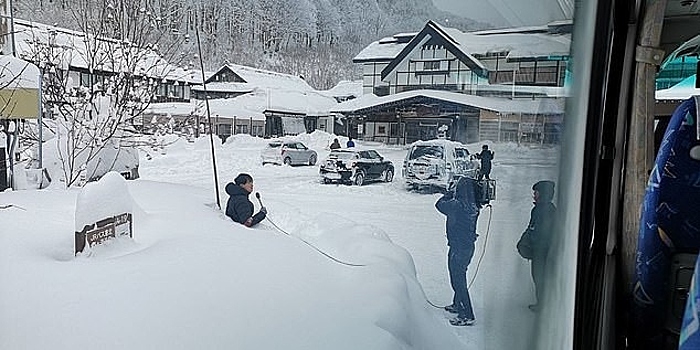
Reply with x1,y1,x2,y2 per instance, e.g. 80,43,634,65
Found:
432,0,574,28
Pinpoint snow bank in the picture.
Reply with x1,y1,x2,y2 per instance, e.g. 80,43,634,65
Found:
74,171,135,232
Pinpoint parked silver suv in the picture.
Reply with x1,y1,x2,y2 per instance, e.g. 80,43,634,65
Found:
403,139,479,191
261,140,317,166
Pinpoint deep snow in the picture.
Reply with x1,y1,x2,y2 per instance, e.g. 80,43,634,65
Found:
1,131,561,349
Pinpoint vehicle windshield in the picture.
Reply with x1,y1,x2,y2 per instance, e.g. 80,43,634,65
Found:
410,146,444,159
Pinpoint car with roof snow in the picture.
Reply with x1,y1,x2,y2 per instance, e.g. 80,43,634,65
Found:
261,140,317,166
319,149,394,186
402,139,479,191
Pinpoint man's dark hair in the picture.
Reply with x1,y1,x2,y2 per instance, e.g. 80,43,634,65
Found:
234,173,253,185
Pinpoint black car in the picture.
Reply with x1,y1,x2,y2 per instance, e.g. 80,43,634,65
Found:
319,149,394,186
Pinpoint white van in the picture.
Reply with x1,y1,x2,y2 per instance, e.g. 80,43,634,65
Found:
402,139,480,191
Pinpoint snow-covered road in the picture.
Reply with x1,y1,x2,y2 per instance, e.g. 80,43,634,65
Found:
140,132,561,348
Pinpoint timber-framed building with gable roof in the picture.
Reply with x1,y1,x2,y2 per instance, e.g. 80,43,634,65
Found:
335,20,571,145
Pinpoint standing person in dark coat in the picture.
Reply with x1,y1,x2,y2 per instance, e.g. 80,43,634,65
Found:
435,177,482,326
476,144,494,180
524,180,556,311
225,173,267,227
330,138,341,150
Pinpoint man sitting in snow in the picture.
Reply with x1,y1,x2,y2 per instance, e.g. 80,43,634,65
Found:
225,173,267,227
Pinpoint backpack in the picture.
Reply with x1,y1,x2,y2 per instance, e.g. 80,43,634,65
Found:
476,179,496,206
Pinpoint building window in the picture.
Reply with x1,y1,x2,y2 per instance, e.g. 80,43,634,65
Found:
424,61,440,70
534,66,559,85
378,125,387,135
390,123,399,137
374,86,390,96
80,72,91,87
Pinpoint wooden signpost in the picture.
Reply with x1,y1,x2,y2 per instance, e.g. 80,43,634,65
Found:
75,213,132,255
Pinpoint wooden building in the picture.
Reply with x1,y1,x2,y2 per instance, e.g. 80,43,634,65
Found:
344,20,571,145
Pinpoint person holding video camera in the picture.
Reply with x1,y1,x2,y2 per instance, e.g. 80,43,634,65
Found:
435,177,483,326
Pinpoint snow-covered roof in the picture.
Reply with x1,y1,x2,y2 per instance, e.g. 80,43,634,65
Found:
475,83,569,98
191,88,339,120
354,20,571,63
333,90,565,115
201,98,266,121
13,19,191,82
439,24,571,60
0,55,41,119
190,63,314,94
143,102,197,116
190,82,253,94
409,139,469,148
354,39,409,62
0,55,40,89
247,89,337,116
656,75,699,100
318,80,363,99
218,63,313,92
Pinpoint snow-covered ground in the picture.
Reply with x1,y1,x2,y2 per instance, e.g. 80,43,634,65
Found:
1,131,561,349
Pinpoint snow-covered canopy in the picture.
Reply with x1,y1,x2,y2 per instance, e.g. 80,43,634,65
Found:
333,89,566,115
656,75,699,100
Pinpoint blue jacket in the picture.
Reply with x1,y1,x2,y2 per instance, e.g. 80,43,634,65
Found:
435,179,480,248
225,183,265,226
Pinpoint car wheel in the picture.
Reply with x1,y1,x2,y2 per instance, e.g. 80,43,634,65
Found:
309,154,317,166
284,157,292,166
353,171,365,186
384,169,394,182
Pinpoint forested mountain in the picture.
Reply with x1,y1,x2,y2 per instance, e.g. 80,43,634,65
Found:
15,0,489,89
